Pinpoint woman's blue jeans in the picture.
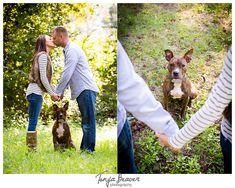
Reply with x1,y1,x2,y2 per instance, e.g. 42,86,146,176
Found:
220,132,232,173
76,90,97,152
27,93,43,132
118,119,137,173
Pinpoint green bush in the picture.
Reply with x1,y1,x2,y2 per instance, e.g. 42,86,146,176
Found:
4,4,117,127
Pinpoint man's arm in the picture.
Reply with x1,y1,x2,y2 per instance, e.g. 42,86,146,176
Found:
55,48,78,95
118,41,179,137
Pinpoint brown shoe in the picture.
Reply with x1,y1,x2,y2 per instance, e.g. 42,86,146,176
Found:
26,131,37,152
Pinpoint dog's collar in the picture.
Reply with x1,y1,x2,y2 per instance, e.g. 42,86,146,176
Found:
170,77,187,82
171,78,182,83
58,119,66,124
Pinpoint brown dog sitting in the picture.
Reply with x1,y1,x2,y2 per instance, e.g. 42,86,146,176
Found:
162,49,197,119
52,102,76,151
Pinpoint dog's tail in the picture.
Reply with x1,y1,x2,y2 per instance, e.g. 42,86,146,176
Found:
201,75,206,83
195,75,206,92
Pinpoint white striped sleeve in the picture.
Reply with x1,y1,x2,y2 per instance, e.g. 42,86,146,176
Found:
169,47,232,148
38,54,55,96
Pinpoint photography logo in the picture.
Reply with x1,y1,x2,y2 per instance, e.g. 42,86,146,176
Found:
95,172,140,188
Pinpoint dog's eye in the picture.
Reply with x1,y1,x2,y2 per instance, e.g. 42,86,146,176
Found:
182,64,186,67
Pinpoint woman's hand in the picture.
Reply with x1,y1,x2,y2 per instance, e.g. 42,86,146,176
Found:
51,94,60,101
156,133,181,152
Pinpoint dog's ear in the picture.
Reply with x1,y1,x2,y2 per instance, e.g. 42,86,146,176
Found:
63,102,69,110
53,104,58,111
165,50,174,61
184,48,193,63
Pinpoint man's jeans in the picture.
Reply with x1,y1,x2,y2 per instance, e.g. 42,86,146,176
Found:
77,90,97,152
220,132,232,173
118,119,137,173
27,93,43,132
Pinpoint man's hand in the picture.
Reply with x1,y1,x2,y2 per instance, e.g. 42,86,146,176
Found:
156,133,181,152
51,94,60,101
59,94,64,100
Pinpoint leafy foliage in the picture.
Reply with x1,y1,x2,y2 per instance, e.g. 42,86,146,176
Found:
4,4,78,115
4,4,117,126
134,126,223,174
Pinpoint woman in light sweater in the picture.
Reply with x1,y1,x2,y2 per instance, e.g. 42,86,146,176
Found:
26,35,59,151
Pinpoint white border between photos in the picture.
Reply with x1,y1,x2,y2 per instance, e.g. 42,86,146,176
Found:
0,0,234,188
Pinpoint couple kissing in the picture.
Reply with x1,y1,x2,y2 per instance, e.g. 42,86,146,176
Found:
26,26,99,153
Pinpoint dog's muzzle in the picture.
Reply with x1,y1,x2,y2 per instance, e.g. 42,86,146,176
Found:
172,68,181,79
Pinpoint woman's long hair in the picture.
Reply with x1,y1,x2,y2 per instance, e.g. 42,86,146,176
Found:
32,35,47,62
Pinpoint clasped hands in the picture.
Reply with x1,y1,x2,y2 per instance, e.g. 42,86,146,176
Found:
51,94,63,102
156,133,181,152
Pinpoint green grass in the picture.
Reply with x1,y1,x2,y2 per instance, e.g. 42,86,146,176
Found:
4,120,117,174
119,4,231,174
134,124,223,174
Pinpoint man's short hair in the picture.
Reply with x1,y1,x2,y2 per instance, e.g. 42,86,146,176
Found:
53,26,68,37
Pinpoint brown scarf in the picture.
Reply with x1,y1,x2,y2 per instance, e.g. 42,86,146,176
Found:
29,51,52,92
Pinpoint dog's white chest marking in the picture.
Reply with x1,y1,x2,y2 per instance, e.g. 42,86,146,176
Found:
170,79,184,99
56,122,64,138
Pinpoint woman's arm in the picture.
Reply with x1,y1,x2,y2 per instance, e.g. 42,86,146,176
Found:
38,54,55,96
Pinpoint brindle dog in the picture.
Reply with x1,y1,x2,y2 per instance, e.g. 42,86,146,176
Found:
52,102,76,151
162,49,197,118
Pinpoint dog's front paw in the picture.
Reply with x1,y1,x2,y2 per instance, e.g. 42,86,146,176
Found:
54,143,60,151
69,141,76,150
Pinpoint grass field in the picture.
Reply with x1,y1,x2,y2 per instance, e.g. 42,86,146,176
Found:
3,120,117,174
118,4,231,174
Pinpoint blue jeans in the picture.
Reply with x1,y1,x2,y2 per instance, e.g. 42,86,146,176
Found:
76,90,97,152
27,93,43,131
118,119,137,174
220,132,232,173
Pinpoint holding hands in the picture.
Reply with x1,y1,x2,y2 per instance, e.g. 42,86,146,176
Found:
51,94,63,101
156,133,181,152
